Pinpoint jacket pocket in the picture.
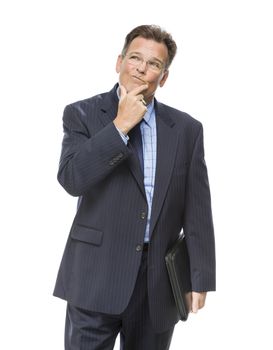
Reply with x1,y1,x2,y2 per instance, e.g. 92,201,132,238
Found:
70,224,103,246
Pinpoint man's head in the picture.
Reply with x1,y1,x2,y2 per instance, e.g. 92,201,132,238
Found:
116,25,177,103
121,25,177,69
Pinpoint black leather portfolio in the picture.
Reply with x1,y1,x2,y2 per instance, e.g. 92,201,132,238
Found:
165,234,192,321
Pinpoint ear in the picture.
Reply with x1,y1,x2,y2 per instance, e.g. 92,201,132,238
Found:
159,69,169,87
116,55,123,73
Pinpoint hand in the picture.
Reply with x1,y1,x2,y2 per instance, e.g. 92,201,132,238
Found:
113,84,148,135
190,291,207,313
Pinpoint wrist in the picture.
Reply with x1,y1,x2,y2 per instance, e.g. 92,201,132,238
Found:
113,118,131,135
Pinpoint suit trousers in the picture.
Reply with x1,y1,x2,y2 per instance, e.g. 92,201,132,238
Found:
65,249,174,350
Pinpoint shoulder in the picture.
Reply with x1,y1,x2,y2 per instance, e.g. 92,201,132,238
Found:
65,91,107,114
61,89,114,128
156,101,202,132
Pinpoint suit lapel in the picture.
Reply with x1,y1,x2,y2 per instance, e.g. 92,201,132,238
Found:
99,84,119,126
149,101,179,239
99,84,146,198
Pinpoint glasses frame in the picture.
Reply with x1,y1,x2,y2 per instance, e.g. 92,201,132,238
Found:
123,53,166,73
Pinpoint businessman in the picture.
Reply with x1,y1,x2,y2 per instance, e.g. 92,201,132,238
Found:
54,24,216,350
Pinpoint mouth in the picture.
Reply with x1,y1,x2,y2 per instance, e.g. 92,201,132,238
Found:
132,75,148,85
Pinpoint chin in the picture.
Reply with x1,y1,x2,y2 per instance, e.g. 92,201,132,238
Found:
124,82,139,93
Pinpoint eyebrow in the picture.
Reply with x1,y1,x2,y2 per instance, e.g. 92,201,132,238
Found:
128,51,164,65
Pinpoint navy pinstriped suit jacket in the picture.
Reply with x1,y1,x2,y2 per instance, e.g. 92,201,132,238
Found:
53,84,216,332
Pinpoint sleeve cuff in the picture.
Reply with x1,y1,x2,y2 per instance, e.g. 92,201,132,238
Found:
115,125,129,145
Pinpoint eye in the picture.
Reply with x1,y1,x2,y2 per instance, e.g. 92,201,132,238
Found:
129,55,141,61
148,61,161,70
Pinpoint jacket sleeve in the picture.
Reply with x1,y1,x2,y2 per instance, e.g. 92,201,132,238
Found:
57,104,131,196
183,124,216,292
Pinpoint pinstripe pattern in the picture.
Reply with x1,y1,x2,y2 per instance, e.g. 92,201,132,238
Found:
53,84,216,333
65,251,174,349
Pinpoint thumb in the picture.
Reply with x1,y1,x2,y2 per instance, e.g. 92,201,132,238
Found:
119,85,127,100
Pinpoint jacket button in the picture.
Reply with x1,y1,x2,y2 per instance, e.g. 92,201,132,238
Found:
140,212,146,219
136,244,142,252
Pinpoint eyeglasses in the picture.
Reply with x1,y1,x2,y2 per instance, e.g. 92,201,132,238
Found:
124,53,165,72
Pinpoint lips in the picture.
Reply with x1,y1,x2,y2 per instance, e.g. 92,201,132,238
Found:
132,75,148,84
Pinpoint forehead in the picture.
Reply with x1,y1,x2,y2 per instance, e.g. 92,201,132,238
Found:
126,37,168,61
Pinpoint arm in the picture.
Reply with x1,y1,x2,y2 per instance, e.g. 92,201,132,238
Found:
57,84,148,197
57,104,131,196
183,124,216,309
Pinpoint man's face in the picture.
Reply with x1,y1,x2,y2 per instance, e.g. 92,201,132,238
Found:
116,37,169,102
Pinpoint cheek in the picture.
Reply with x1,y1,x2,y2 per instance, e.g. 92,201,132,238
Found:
148,72,163,84
121,65,134,77
147,76,162,91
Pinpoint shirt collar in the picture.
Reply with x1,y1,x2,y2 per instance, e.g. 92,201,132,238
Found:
143,99,154,126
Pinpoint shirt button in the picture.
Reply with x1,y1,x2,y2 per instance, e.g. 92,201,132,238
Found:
136,244,142,252
140,212,146,219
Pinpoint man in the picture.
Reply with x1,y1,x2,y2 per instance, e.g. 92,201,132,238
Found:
54,25,216,350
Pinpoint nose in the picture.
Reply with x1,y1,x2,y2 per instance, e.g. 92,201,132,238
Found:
136,60,148,73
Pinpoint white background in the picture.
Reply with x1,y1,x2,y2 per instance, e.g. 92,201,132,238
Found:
1,0,273,349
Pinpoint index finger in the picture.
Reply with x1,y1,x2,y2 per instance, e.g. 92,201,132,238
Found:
128,83,149,96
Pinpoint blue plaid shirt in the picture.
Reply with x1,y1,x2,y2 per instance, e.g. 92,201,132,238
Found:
139,102,156,242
